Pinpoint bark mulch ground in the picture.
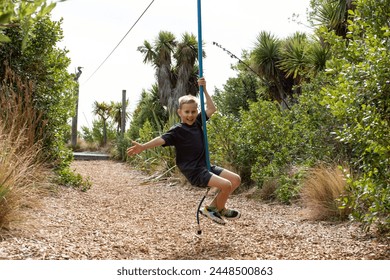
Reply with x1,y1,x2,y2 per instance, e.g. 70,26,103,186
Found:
0,160,388,260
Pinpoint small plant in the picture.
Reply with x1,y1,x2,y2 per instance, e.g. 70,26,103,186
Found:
55,166,91,192
276,175,302,204
301,165,351,221
258,179,278,201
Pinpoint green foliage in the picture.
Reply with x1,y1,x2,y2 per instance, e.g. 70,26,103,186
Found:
128,86,167,141
212,0,389,232
81,119,116,146
114,134,131,161
1,16,76,162
55,166,91,192
0,15,89,190
317,0,390,232
127,116,176,177
275,172,304,204
208,113,246,179
213,72,260,117
0,0,57,47
279,32,308,81
209,83,345,203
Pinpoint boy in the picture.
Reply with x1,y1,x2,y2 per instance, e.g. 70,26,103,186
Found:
127,77,241,225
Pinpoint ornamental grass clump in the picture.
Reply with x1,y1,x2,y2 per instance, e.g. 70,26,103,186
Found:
301,165,352,221
0,67,45,230
0,121,43,230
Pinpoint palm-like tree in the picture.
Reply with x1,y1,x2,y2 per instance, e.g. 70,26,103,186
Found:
251,31,290,108
279,32,308,92
172,32,199,111
110,101,130,134
138,31,176,108
307,39,331,74
310,0,355,38
92,101,111,146
138,31,203,114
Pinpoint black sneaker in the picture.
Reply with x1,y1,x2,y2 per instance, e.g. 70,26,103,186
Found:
220,208,241,220
199,206,226,225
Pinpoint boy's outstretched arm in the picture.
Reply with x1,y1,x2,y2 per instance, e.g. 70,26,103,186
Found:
127,137,165,156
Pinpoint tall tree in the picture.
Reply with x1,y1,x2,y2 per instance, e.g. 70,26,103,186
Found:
251,31,292,108
92,101,111,146
172,33,198,110
279,32,308,90
138,31,203,114
309,0,355,38
138,31,176,109
110,100,130,134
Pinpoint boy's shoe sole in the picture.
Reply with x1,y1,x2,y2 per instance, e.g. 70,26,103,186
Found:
222,212,241,220
199,208,226,225
221,209,241,220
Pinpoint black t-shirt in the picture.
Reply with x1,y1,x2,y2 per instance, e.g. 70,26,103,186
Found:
161,114,207,178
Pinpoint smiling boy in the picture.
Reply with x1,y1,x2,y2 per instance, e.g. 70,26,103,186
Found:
127,77,241,225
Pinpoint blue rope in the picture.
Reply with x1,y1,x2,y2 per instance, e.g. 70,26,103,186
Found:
197,0,211,171
195,0,210,235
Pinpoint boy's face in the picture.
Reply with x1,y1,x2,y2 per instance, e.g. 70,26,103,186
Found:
177,103,198,125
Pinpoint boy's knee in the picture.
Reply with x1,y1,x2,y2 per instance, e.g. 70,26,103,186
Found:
232,174,241,188
220,181,233,193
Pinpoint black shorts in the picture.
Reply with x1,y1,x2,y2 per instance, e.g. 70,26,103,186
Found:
183,165,224,187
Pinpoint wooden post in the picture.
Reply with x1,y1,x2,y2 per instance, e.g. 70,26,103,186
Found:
121,90,126,136
71,83,79,148
71,67,82,149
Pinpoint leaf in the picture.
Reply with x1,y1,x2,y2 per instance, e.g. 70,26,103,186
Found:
0,12,13,25
0,33,11,43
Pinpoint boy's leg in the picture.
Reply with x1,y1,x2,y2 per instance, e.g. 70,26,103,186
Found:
207,169,241,210
219,169,241,191
199,169,241,224
207,175,232,210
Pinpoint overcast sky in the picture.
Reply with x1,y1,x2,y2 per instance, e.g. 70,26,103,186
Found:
51,0,312,129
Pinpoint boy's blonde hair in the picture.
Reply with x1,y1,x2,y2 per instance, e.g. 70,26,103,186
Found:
178,94,198,109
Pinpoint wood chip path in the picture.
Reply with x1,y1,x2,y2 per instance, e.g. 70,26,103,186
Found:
0,160,388,260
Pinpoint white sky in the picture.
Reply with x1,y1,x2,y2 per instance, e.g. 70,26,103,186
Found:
51,0,312,129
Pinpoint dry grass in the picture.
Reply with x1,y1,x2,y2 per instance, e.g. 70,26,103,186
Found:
71,138,100,152
300,164,352,221
0,65,46,148
0,121,46,229
258,179,278,201
0,65,47,230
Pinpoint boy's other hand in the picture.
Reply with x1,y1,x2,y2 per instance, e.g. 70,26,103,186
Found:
126,141,144,156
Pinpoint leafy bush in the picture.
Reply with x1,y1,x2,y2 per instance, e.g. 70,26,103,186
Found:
127,116,176,178
208,113,246,180
318,3,390,232
54,167,91,192
0,16,87,189
81,120,116,147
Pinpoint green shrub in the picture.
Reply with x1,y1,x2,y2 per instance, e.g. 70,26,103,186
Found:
55,166,91,192
318,4,390,232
